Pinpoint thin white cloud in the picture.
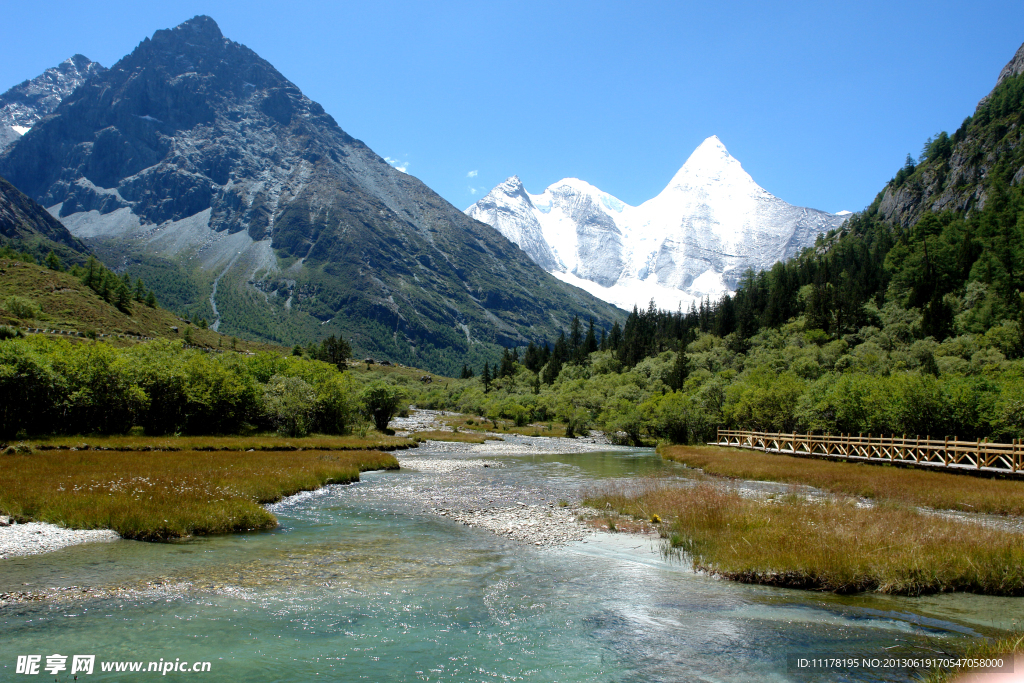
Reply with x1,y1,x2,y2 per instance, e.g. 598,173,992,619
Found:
385,156,409,173
469,187,478,195
467,170,478,178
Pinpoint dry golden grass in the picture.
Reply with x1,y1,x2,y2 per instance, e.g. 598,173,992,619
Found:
660,445,1024,516
585,479,1024,596
0,448,399,540
26,433,416,452
409,430,502,444
922,634,1024,682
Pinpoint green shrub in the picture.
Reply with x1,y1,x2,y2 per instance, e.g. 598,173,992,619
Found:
3,296,40,320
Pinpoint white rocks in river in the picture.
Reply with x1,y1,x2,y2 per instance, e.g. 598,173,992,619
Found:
0,521,119,559
399,457,505,473
440,504,592,547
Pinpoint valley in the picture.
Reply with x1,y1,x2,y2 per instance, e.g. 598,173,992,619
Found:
1,11,1023,683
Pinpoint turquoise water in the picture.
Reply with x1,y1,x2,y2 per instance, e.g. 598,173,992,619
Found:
1,445,1019,682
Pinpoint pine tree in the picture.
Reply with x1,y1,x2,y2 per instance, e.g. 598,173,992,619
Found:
608,321,622,351
569,315,583,359
583,318,598,357
44,251,62,271
83,256,99,290
668,341,690,391
542,332,567,384
499,348,515,378
115,279,132,312
481,362,492,392
134,277,146,302
145,290,157,307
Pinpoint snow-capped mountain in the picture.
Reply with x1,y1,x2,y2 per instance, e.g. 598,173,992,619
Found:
467,136,850,311
0,55,105,150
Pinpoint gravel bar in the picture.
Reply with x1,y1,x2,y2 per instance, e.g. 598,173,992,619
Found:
0,520,120,560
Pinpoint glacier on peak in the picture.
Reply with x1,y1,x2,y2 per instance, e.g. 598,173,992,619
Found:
466,135,849,311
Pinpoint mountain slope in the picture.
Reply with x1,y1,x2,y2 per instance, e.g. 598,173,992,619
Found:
468,136,848,311
0,16,623,374
0,174,89,263
0,256,272,353
0,55,104,151
876,41,1024,229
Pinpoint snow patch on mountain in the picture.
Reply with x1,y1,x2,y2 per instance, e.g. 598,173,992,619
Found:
467,136,849,311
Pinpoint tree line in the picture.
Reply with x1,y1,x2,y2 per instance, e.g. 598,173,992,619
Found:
0,336,401,439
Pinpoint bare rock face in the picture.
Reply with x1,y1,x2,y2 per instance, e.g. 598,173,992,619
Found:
0,16,622,370
0,55,105,151
0,174,88,259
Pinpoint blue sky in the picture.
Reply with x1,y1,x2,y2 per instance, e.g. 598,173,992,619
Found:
3,1,1023,214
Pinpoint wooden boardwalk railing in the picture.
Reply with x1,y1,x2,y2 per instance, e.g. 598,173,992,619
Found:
710,429,1024,477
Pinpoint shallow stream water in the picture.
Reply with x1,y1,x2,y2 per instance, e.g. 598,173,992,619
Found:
1,440,1020,681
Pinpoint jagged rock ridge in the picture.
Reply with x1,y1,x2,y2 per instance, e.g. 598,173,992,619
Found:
467,136,849,311
0,55,104,151
0,16,622,373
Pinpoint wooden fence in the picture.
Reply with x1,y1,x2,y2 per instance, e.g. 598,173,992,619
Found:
711,429,1024,477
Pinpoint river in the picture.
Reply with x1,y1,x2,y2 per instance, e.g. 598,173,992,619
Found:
1,437,1019,681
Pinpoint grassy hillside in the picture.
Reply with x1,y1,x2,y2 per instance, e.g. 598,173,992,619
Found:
0,256,275,352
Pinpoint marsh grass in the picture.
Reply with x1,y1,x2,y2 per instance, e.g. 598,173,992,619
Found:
585,479,1024,596
660,445,1024,516
26,433,416,452
0,448,399,540
410,430,502,444
922,634,1023,682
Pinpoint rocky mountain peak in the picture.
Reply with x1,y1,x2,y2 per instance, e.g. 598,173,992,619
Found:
0,54,105,150
995,41,1024,87
144,15,226,54
0,16,622,371
976,41,1024,112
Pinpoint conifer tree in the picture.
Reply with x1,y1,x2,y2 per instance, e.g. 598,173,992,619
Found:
668,341,690,391
45,251,62,271
583,318,598,357
481,362,492,392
